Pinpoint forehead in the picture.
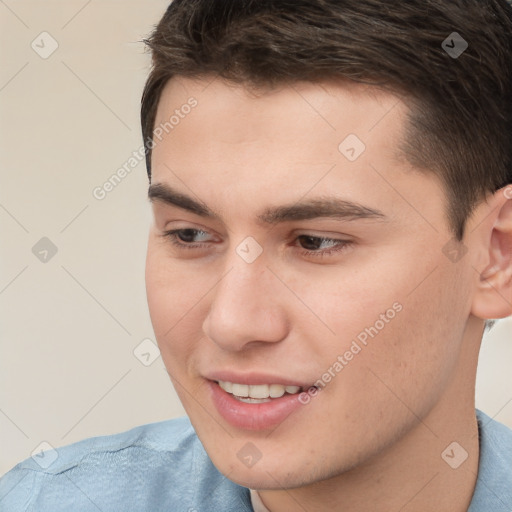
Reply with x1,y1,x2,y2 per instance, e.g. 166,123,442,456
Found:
150,76,444,230
154,76,409,145
152,76,409,176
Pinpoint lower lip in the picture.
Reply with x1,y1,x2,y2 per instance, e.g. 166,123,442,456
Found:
208,381,308,431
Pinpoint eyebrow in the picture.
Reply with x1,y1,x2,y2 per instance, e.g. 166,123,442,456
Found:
147,182,386,224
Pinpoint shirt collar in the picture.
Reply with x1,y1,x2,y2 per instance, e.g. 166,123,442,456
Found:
249,488,271,512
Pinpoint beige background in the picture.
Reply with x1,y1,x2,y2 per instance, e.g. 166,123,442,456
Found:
1,0,511,477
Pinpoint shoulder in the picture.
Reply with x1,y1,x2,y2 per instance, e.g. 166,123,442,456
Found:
0,417,252,512
469,409,512,511
5,416,196,476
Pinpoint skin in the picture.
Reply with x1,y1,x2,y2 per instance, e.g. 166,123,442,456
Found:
145,76,512,512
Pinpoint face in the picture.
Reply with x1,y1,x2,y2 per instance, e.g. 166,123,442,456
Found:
145,76,478,489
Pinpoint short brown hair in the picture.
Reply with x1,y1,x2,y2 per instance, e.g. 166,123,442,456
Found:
141,0,512,239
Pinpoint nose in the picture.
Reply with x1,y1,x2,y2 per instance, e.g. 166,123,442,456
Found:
202,255,290,352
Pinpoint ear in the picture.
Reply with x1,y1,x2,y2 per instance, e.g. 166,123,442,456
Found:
471,186,512,320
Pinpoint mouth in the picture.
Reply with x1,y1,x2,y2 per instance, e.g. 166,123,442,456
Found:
207,378,318,430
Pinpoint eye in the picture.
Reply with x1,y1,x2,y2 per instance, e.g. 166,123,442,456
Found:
160,228,353,258
295,235,352,257
161,228,213,249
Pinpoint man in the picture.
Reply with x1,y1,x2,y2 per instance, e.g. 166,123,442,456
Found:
1,0,511,510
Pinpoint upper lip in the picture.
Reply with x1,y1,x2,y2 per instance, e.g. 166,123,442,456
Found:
204,370,311,388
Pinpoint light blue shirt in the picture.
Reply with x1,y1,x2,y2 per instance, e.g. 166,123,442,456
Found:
1,409,510,511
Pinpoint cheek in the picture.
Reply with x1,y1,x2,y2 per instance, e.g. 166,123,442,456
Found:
349,259,471,408
145,241,202,357
310,248,471,400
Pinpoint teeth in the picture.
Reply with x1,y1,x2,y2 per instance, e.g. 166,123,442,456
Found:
234,396,272,404
218,381,302,399
231,383,249,397
249,384,269,399
269,384,285,398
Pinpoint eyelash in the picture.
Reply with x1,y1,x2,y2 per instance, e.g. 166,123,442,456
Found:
160,229,352,258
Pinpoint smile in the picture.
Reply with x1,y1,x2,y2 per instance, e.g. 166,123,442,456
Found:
208,379,318,430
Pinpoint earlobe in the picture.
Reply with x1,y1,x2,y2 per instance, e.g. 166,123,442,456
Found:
471,187,512,320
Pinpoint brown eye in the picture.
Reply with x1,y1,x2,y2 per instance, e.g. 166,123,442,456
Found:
296,235,352,258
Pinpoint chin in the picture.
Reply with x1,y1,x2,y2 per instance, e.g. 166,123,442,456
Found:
202,438,346,491
219,461,315,490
